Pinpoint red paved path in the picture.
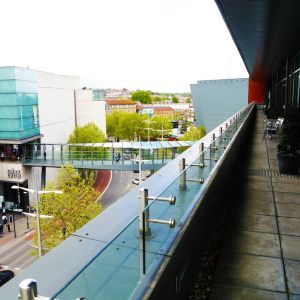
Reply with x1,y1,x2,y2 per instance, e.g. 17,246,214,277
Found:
94,170,112,195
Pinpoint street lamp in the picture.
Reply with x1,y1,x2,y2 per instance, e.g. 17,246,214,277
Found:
11,185,62,258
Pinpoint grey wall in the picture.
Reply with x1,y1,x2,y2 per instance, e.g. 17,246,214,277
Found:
191,78,248,132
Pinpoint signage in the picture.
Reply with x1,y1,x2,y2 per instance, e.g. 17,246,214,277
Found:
7,168,22,179
0,163,29,182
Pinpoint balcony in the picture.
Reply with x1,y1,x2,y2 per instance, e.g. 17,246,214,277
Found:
209,110,300,299
1,103,259,299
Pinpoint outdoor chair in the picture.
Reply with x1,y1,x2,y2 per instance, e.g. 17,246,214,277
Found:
265,117,284,139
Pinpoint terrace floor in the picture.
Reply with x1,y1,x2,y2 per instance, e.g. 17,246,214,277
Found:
210,110,300,300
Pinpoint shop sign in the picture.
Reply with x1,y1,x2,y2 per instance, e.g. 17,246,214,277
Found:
7,168,22,179
0,163,29,182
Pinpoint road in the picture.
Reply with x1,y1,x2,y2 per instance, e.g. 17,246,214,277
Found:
0,231,37,276
99,170,134,209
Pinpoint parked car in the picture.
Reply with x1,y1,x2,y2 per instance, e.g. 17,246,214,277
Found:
132,178,145,185
123,151,131,160
0,270,14,287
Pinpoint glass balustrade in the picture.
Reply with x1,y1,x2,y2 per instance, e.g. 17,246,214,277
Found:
51,103,254,300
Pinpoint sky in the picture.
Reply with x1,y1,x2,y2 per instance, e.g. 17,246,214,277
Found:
0,0,248,93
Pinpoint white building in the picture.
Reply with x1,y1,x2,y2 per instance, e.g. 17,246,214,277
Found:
37,70,80,144
75,88,106,135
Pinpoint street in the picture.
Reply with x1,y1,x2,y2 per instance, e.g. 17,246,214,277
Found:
99,170,134,209
0,231,36,276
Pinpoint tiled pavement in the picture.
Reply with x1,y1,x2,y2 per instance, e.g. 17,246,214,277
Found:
210,111,300,300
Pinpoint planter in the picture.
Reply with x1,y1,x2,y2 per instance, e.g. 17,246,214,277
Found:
277,151,300,175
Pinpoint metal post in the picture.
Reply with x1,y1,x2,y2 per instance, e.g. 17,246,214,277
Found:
26,206,29,230
19,279,37,300
12,212,16,238
142,211,146,275
212,133,216,148
41,166,46,189
17,183,21,206
139,188,150,235
179,158,186,191
138,138,142,184
210,133,216,158
61,144,64,164
200,142,205,166
52,145,54,164
34,171,42,259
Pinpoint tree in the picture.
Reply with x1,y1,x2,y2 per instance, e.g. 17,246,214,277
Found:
31,165,102,255
107,111,147,141
172,96,179,103
131,90,152,104
68,123,107,160
180,125,206,141
68,123,106,144
185,97,192,104
106,111,122,141
153,96,162,102
149,115,172,140
119,112,147,141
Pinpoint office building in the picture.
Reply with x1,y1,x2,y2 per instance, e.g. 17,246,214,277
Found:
191,78,248,132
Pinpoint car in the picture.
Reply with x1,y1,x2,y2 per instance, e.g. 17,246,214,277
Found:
123,151,131,160
0,270,14,287
132,178,145,185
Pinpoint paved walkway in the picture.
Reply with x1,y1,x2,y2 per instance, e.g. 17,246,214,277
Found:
210,111,300,299
0,215,33,247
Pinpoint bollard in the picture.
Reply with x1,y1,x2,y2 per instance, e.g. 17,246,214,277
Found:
19,279,37,300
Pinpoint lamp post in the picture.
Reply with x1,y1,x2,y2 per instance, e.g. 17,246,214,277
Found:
11,185,62,258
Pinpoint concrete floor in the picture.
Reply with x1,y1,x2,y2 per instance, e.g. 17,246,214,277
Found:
210,111,300,300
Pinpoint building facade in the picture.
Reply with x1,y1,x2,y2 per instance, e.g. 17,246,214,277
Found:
191,78,248,132
105,99,137,114
75,88,106,135
0,66,81,211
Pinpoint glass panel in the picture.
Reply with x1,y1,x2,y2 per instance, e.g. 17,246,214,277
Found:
0,66,16,80
46,104,254,299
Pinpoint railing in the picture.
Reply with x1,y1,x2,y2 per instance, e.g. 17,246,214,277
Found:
22,143,193,170
18,103,255,300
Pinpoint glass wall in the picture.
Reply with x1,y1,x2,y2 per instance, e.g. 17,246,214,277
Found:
0,67,40,140
267,51,300,118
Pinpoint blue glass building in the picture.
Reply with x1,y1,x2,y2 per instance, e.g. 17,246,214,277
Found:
191,78,248,132
0,66,40,141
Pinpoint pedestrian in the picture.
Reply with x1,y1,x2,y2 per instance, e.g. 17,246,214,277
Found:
2,214,8,230
43,145,47,160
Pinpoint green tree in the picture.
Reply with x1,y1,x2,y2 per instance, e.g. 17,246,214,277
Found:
68,123,107,160
185,97,192,104
149,115,172,140
107,111,122,141
152,96,162,102
180,125,206,141
119,112,147,141
107,111,147,141
131,90,152,104
172,96,179,103
32,164,102,255
68,123,106,143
